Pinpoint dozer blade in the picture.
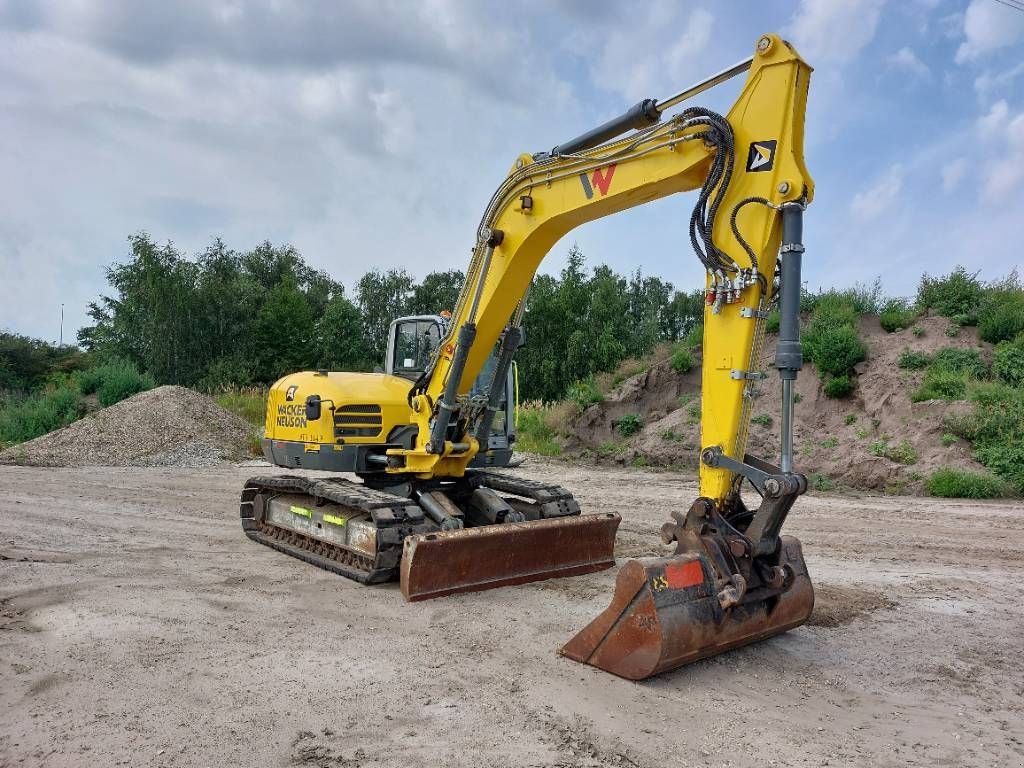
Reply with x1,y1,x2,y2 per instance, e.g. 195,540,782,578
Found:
400,513,620,601
560,536,813,680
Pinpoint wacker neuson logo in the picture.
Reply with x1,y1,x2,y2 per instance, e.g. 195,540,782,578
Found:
746,140,777,172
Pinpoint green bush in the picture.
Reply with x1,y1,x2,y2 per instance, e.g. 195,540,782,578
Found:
917,266,983,319
823,374,853,398
941,432,957,446
751,413,773,427
75,366,106,395
931,347,986,377
945,325,960,338
898,350,931,370
809,472,836,491
801,294,866,380
0,387,84,445
683,323,703,349
879,299,916,333
669,345,694,373
74,358,156,406
963,382,1024,492
927,468,1010,499
978,287,1024,344
567,378,603,410
911,368,968,402
616,413,643,437
95,361,155,407
993,335,1024,387
869,438,917,464
912,326,925,338
765,311,780,334
887,439,918,465
844,413,857,425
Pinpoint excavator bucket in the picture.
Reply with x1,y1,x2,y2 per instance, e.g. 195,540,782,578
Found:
560,536,813,680
400,513,621,601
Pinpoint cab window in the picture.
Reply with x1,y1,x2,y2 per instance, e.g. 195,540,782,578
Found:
392,320,441,379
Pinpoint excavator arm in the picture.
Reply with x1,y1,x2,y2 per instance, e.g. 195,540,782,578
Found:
393,33,813,513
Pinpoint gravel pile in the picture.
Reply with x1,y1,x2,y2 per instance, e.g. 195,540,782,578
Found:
0,385,256,468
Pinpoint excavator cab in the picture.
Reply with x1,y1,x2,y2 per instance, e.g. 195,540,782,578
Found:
385,315,518,469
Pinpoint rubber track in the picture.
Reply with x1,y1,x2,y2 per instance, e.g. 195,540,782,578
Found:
240,474,423,584
240,471,583,583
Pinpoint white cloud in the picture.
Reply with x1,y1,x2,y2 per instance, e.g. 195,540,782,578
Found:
956,0,1024,63
987,111,1024,198
785,0,886,62
977,100,1010,139
576,4,715,100
975,61,1024,98
941,158,968,193
850,164,903,220
887,47,930,78
971,100,1024,200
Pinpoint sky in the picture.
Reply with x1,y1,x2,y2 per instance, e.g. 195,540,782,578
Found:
1,0,1023,343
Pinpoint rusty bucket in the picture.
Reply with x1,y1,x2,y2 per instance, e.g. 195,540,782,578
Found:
400,513,621,601
560,536,814,680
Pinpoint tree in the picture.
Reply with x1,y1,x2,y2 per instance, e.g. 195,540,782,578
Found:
253,278,316,381
317,294,374,371
356,269,415,358
409,270,465,316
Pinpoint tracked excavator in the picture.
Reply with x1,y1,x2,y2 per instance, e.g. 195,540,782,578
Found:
241,33,815,679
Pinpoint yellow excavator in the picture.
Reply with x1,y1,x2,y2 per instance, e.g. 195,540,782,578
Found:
241,33,815,680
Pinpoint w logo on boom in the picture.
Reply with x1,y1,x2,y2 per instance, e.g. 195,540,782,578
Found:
579,163,617,199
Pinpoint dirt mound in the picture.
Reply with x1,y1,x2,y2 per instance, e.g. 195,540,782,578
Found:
807,584,897,627
567,314,992,493
0,385,254,468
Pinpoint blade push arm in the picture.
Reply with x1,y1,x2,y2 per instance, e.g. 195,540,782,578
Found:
393,34,813,498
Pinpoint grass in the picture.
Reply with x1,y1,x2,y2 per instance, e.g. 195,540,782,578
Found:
897,350,931,370
927,468,1011,499
819,436,839,449
869,438,918,465
658,427,685,442
596,439,629,459
514,402,563,456
941,432,958,446
214,387,268,427
844,413,857,425
751,413,773,428
809,472,835,492
213,387,268,457
911,368,968,402
0,387,84,446
944,381,1024,493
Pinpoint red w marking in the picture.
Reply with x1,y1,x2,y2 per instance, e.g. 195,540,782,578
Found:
591,163,617,196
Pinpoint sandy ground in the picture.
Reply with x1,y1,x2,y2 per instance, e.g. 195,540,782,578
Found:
1,459,1022,768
